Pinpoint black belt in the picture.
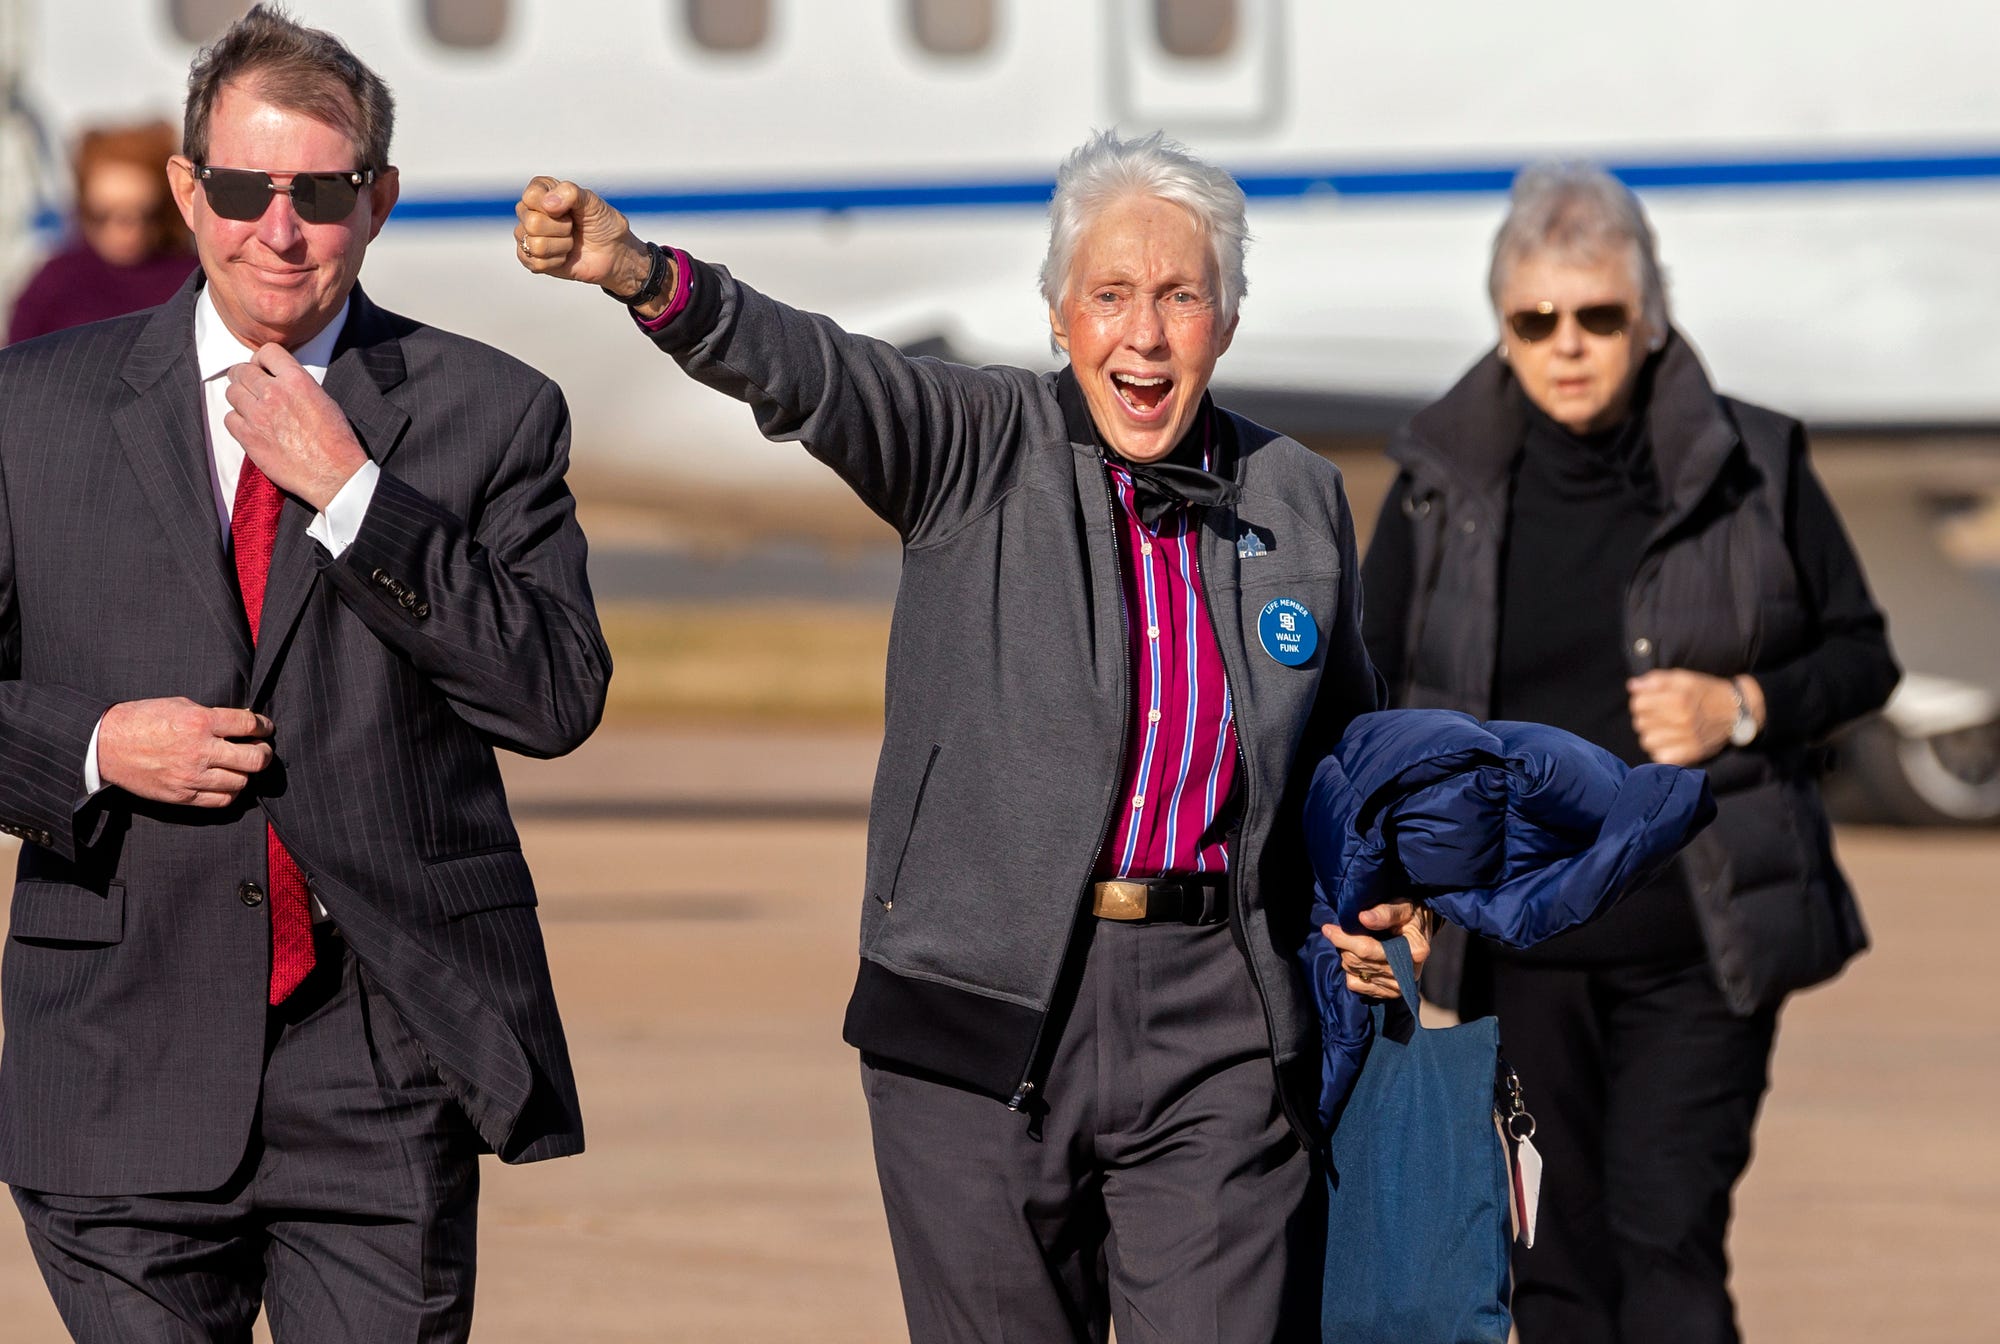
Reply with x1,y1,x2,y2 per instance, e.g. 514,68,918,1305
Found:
1090,874,1229,925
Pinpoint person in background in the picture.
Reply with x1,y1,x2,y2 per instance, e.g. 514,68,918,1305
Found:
514,130,1425,1342
6,120,198,344
1361,162,1898,1344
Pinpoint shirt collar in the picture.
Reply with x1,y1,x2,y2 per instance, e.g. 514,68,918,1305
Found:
194,285,351,383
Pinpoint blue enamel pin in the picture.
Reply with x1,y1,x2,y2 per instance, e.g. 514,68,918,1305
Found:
1258,598,1318,667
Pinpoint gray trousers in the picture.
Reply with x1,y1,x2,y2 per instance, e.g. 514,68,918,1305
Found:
862,918,1318,1344
12,932,481,1343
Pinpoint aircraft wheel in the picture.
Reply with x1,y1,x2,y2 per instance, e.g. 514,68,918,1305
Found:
1835,714,2000,827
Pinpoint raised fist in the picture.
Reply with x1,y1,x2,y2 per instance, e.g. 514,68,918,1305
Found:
514,176,648,292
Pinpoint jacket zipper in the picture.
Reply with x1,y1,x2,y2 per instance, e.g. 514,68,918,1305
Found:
1008,466,1133,1112
1191,506,1316,1143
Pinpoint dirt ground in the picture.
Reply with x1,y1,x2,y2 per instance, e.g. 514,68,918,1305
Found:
0,727,1994,1342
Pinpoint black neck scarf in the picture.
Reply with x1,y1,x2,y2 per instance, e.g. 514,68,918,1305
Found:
1058,366,1240,528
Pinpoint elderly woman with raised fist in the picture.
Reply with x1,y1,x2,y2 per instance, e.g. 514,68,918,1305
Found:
515,132,1420,1343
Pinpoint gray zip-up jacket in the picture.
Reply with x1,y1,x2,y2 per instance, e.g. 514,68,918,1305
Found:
644,260,1380,1126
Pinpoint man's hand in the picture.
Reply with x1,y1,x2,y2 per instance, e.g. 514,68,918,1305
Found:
224,345,369,511
1627,669,1759,766
514,177,654,298
97,699,275,808
1324,902,1432,1001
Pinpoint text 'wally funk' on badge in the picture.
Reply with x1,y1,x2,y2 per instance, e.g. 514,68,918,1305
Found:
1257,598,1318,667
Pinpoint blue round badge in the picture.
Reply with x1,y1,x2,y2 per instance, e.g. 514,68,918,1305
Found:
1258,598,1319,667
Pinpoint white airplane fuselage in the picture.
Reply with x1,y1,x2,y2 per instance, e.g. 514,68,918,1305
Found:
5,0,2000,482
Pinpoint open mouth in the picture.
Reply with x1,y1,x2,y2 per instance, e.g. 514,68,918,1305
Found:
1111,372,1173,416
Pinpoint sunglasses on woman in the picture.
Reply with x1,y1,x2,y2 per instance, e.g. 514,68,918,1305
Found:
1507,301,1630,343
195,165,376,225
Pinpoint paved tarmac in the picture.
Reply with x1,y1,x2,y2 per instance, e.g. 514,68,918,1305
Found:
0,727,1994,1342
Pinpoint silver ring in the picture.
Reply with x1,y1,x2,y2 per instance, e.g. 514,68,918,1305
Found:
520,236,531,256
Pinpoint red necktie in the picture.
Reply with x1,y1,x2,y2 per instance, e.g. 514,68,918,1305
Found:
231,459,315,1005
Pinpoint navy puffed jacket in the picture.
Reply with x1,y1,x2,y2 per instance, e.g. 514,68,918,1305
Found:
1301,710,1716,1130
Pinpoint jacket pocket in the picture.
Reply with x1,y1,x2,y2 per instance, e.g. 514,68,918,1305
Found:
880,744,941,909
8,878,126,945
1218,563,1339,593
423,848,538,920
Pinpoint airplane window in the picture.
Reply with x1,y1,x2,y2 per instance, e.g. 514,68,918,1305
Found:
1155,0,1236,58
170,0,241,44
426,0,509,49
686,0,771,51
911,0,995,55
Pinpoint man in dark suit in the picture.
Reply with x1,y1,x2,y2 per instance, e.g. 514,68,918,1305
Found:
0,8,609,1339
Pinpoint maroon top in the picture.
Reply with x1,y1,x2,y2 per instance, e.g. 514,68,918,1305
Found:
5,244,198,345
1094,410,1241,879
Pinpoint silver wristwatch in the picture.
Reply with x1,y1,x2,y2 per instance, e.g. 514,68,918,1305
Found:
1727,677,1759,747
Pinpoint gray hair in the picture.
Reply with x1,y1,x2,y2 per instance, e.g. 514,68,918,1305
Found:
1488,161,1669,339
185,4,396,169
1039,129,1250,326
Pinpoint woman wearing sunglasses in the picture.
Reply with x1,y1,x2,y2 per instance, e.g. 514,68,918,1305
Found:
1361,162,1898,1344
5,121,197,345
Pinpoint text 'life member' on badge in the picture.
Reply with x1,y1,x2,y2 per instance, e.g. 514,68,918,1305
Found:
1258,598,1318,667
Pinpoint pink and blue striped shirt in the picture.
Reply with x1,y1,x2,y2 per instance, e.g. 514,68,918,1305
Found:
1093,414,1241,880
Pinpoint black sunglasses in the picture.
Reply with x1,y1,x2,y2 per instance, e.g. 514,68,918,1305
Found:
195,164,375,225
1506,301,1630,343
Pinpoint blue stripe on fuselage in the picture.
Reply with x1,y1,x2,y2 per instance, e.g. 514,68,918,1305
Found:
409,148,2000,221
34,148,2000,234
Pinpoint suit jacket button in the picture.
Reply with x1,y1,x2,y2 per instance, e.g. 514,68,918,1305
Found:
36,831,52,846
239,880,265,907
413,601,429,619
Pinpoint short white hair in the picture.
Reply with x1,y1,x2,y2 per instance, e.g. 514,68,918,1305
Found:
1488,161,1670,338
1039,128,1250,326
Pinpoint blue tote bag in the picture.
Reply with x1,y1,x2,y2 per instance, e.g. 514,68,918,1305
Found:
1321,936,1517,1344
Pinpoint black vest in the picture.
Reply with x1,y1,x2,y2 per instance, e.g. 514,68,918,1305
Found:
1387,335,1866,1012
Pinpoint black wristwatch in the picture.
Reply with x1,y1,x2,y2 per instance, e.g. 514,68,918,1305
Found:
602,240,668,308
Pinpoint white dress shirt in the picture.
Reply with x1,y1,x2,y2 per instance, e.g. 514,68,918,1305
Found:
81,289,382,796
195,286,380,552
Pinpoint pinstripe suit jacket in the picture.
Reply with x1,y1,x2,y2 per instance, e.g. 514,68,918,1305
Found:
0,275,609,1195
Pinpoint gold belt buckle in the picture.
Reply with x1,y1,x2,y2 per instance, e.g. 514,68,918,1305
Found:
1092,880,1149,921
